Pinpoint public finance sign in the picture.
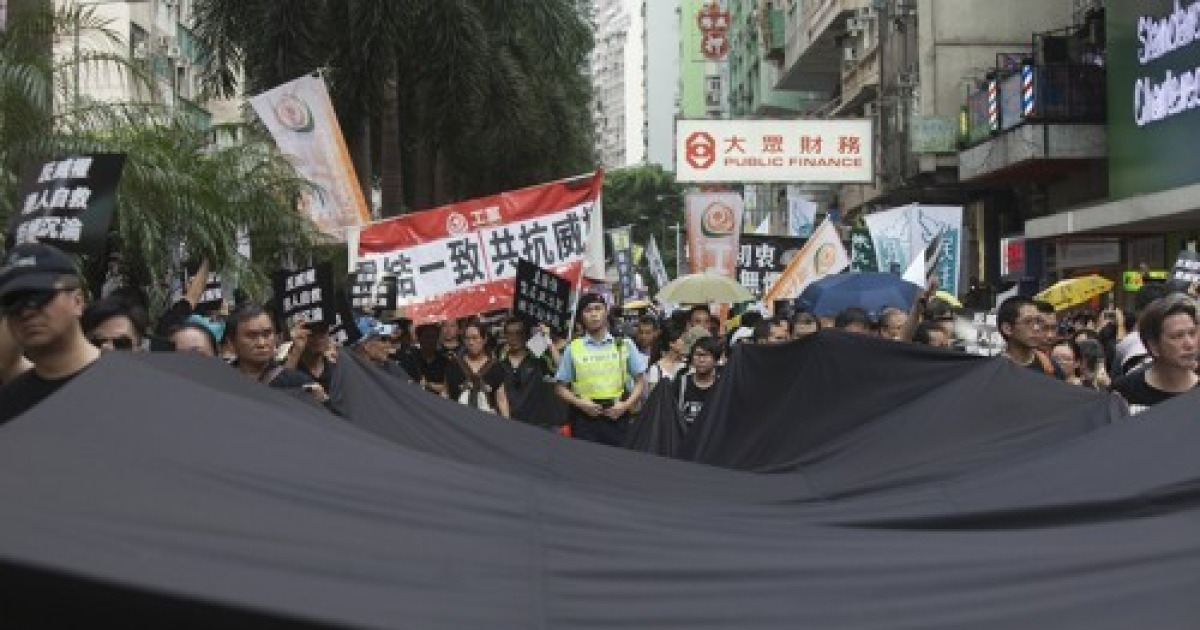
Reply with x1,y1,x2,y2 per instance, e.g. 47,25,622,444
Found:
676,119,873,183
1109,0,1200,199
356,173,602,325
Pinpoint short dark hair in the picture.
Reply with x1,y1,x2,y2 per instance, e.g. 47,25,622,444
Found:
834,307,872,330
791,310,820,329
502,317,529,337
1139,295,1198,354
461,321,493,347
637,315,659,329
659,323,685,350
913,321,945,346
1134,283,1170,314
82,296,148,341
690,335,722,362
923,298,954,322
751,320,773,342
1033,300,1056,316
997,296,1036,341
741,311,764,329
223,303,271,344
415,323,441,338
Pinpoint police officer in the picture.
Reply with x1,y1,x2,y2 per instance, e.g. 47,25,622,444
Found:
555,293,647,446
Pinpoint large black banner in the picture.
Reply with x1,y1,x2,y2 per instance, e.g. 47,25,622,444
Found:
735,234,805,299
271,263,335,330
513,259,571,334
8,153,126,256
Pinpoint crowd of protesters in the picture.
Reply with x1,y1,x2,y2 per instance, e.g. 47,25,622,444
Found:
1,242,1196,441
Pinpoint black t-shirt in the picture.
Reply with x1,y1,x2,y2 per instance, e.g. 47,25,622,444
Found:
299,357,336,391
1112,369,1196,413
0,366,91,425
230,360,314,389
446,356,506,410
399,348,450,391
678,373,717,426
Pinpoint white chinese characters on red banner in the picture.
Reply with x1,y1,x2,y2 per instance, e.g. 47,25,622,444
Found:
697,2,730,61
676,119,875,184
357,173,603,325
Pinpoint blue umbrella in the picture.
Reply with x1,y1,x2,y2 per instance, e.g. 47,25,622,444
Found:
794,272,921,321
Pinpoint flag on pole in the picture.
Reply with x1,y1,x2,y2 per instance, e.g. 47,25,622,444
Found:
646,236,671,290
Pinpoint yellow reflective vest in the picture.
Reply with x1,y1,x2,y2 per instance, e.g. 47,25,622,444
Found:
569,337,629,401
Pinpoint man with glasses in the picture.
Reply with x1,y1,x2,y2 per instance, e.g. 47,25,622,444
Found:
82,296,148,351
0,243,101,424
997,296,1066,380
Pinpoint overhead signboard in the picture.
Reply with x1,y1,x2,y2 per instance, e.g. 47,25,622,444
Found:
1108,0,1200,199
676,119,874,183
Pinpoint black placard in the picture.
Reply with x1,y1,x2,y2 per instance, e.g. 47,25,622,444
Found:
513,259,572,335
271,263,335,331
735,235,806,298
329,289,363,347
8,153,126,257
349,260,397,312
181,262,224,314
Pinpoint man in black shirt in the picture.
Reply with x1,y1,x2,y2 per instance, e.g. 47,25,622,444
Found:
0,243,101,424
400,323,449,396
224,303,324,400
1112,295,1199,414
997,296,1066,380
678,337,721,427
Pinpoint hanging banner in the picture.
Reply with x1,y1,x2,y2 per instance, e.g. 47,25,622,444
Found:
513,259,573,335
736,235,806,298
863,204,964,296
646,236,671,289
762,219,849,309
609,226,636,303
250,75,370,239
9,153,126,257
271,263,336,331
786,190,817,238
356,172,602,325
685,192,745,277
849,226,879,272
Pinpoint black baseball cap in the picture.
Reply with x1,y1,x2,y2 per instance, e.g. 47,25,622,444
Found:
577,293,607,311
0,243,80,299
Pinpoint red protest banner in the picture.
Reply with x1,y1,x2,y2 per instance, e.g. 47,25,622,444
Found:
357,172,603,325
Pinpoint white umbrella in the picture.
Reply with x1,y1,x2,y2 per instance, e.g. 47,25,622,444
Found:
656,272,754,304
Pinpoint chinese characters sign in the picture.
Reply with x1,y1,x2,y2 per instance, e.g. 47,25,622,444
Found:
735,235,805,298
272,263,336,331
8,153,125,257
685,192,744,277
357,172,602,325
696,1,730,61
1172,251,1200,283
609,226,636,303
675,119,874,183
513,259,572,335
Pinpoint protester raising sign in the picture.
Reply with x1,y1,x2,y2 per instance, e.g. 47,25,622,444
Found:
736,235,805,298
272,263,336,330
356,172,602,325
513,259,572,335
8,153,126,256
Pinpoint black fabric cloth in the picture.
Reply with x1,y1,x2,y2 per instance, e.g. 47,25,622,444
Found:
1111,368,1195,411
7,338,1200,628
623,376,687,456
0,365,90,425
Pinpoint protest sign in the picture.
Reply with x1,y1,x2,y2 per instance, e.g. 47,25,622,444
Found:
646,236,671,290
8,153,126,256
513,259,572,335
356,172,602,325
272,263,336,331
250,75,369,238
1171,251,1200,283
609,226,636,303
329,290,364,347
735,234,805,298
685,192,745,276
761,219,849,308
863,204,964,295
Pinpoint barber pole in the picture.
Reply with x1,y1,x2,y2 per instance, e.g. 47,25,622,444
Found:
1021,64,1036,117
987,78,999,132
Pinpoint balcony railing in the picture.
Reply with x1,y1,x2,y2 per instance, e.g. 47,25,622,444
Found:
961,63,1105,149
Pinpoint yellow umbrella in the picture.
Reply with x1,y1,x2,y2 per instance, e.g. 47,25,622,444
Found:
1034,275,1114,311
933,290,962,308
657,272,755,304
623,299,651,310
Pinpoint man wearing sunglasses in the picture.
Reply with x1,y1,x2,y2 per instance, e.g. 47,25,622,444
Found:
82,295,148,352
0,243,100,424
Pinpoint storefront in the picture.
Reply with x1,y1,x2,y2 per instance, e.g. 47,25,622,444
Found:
1024,0,1200,304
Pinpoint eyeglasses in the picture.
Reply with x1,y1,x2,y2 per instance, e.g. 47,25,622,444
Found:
88,335,136,351
0,289,70,316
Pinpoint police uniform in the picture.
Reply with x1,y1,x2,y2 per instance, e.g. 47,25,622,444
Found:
555,332,647,446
